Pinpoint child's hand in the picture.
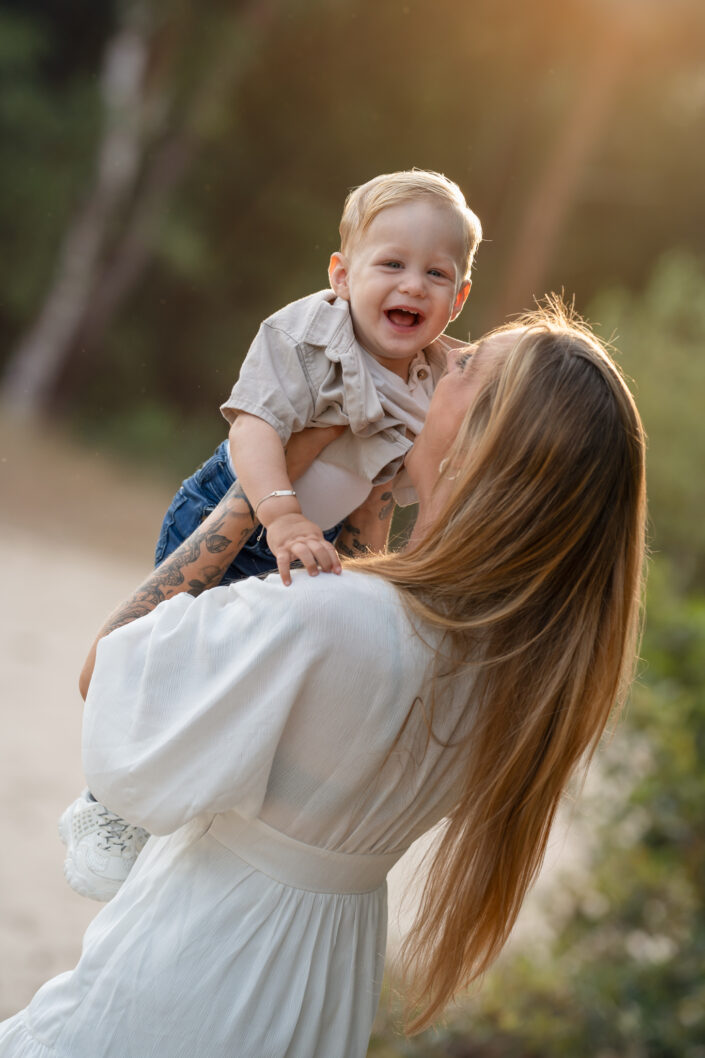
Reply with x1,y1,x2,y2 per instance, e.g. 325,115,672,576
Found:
266,513,342,586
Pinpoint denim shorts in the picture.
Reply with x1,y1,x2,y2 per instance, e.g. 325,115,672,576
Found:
154,440,343,584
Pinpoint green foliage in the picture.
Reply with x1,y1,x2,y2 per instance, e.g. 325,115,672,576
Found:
590,251,705,588
74,398,224,479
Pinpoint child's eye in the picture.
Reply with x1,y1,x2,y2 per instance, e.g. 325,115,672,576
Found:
428,268,447,279
383,261,402,269
457,351,473,370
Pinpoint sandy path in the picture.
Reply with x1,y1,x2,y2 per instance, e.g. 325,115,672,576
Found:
0,530,147,1015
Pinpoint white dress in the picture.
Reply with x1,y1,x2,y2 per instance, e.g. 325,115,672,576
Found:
0,571,473,1058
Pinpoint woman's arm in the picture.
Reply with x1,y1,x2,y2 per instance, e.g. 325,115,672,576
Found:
79,481,256,698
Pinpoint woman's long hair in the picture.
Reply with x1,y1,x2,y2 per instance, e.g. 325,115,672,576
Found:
350,300,647,1033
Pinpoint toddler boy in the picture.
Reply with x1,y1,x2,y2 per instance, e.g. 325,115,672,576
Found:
60,169,483,900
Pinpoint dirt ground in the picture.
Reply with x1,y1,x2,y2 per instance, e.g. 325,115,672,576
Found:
0,420,585,1020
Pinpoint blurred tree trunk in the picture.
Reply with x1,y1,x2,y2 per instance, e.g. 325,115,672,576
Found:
0,2,154,420
70,0,279,370
1,0,276,421
486,14,634,325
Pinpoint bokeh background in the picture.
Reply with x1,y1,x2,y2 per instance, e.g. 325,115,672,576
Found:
1,0,704,1053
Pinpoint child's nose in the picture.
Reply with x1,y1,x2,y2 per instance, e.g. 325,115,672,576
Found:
397,270,426,297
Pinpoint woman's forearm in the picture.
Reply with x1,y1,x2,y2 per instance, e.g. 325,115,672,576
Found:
79,481,256,699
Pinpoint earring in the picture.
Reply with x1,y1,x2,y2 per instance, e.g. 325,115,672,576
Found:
439,458,458,481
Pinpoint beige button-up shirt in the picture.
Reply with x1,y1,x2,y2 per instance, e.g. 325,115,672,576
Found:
220,289,466,511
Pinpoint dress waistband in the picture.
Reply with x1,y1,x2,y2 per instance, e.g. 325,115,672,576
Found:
208,812,403,894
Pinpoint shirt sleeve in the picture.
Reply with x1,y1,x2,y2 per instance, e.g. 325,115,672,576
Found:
82,576,320,835
219,320,317,444
391,466,418,507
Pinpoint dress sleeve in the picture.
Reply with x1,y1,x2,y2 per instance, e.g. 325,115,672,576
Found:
82,576,316,834
219,320,316,444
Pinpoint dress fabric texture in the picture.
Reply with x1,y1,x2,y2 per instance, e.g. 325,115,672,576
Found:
0,571,472,1058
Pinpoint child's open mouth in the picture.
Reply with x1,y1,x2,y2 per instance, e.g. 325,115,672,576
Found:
385,308,423,329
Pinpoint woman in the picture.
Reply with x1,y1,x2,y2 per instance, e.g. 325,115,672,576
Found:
0,301,646,1057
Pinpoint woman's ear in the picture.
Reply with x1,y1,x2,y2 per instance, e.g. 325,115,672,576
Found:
450,278,471,321
328,252,351,301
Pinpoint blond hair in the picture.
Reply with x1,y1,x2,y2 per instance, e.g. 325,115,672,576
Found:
339,169,483,278
348,299,647,1033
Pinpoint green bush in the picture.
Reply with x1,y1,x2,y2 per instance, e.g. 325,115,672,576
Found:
590,252,705,590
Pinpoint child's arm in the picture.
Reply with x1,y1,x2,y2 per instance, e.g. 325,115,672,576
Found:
229,414,341,586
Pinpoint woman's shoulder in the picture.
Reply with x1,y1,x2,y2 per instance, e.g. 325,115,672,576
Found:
232,568,414,643
256,566,402,611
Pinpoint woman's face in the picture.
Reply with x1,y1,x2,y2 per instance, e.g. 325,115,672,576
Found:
408,328,519,482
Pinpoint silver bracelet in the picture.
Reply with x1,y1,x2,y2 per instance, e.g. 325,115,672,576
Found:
253,489,297,517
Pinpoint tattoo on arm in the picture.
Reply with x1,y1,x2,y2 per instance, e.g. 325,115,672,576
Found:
205,533,230,553
378,491,395,521
337,519,370,558
97,480,256,640
336,540,356,558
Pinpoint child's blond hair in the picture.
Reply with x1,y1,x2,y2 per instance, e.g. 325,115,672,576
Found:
339,169,482,278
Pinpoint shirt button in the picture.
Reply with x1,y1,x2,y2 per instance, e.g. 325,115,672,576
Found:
417,368,429,380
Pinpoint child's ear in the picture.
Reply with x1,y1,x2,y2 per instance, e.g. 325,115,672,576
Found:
329,252,351,301
450,279,471,321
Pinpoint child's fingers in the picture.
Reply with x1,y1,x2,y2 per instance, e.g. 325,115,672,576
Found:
331,548,343,574
276,549,293,587
288,539,342,578
272,530,342,584
289,541,321,578
307,538,342,575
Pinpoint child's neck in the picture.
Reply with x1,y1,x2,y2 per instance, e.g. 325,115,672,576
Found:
364,349,420,383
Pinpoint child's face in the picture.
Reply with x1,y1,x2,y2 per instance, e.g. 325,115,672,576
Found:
329,200,471,380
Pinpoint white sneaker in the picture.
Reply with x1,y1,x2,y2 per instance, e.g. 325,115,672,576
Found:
59,790,149,902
